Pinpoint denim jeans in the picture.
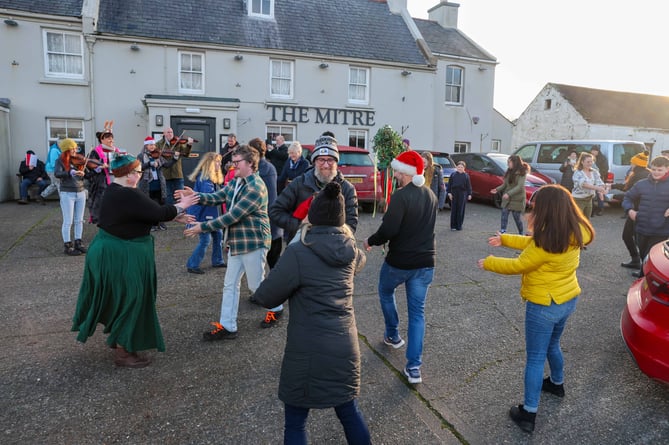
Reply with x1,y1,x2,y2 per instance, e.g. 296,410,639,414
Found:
186,230,223,268
165,178,184,205
40,172,60,198
219,248,283,331
523,297,578,412
378,262,434,369
284,399,371,445
60,191,86,242
500,207,523,234
20,178,49,199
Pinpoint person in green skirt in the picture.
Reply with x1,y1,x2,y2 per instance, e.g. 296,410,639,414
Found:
72,154,198,368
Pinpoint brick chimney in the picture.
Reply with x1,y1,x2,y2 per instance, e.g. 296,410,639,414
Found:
428,1,460,28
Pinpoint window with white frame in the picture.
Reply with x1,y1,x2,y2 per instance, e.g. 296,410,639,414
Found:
348,67,369,105
270,60,293,99
348,129,368,149
248,0,274,18
454,142,469,153
43,30,84,79
445,65,463,104
491,139,502,152
47,118,85,150
266,125,295,146
179,51,204,93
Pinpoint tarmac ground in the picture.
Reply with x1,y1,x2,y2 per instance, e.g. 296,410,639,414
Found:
1,198,668,444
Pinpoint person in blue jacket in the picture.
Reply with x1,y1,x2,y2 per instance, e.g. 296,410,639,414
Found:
622,155,669,277
185,152,226,274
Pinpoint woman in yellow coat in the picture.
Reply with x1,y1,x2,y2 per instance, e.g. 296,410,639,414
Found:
478,184,594,433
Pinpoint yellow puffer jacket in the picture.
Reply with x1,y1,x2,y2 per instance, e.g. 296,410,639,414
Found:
482,228,592,306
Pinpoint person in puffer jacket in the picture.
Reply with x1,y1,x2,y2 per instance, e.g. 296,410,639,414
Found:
622,155,669,277
478,185,594,433
254,182,370,445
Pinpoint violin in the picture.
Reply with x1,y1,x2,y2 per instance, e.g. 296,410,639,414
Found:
170,136,199,145
70,153,104,171
150,150,161,159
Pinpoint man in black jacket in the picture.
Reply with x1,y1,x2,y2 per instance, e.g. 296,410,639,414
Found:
269,135,358,242
18,150,49,204
364,150,437,384
266,134,289,175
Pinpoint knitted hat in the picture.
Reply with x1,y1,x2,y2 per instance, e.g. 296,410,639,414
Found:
402,138,410,146
391,150,425,186
58,138,78,152
144,136,156,146
110,154,140,177
308,182,345,227
312,135,339,162
630,152,649,168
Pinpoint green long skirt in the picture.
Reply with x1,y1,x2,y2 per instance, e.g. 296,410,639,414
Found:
72,229,165,352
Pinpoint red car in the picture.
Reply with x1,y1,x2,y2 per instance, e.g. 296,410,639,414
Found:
450,152,553,207
302,145,383,212
621,241,669,384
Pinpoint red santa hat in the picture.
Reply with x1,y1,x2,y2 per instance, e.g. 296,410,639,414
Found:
391,151,425,186
144,136,156,146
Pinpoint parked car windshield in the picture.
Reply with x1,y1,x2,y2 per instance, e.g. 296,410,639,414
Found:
339,152,373,167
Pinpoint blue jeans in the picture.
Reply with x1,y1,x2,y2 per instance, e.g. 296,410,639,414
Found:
165,178,184,205
186,230,223,268
500,208,523,234
20,178,49,199
60,191,86,242
284,399,370,445
378,262,434,369
523,298,578,412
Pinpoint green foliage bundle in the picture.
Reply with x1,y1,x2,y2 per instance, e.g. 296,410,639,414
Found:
373,125,404,170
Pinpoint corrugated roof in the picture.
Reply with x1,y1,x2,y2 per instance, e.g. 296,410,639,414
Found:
95,0,427,65
414,18,495,62
0,0,82,17
552,83,669,130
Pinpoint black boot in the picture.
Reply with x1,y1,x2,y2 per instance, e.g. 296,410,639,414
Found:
621,257,641,269
74,239,87,254
64,242,81,256
541,377,565,397
509,404,536,433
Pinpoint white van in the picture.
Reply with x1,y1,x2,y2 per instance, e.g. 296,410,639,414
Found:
513,140,647,185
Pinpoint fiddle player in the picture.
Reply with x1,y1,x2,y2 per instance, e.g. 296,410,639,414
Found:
156,127,193,205
86,121,118,224
137,136,176,230
54,138,88,256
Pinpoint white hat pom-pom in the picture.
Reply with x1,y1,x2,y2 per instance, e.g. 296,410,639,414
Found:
412,174,425,187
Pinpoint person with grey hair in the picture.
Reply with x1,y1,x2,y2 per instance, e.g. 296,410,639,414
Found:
277,141,309,193
270,134,358,242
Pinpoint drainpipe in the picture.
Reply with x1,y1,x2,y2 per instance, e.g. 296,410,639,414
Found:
85,36,96,141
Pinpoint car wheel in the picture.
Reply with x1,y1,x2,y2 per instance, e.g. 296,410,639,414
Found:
493,192,502,209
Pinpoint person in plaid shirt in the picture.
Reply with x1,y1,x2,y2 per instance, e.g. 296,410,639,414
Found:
182,144,278,340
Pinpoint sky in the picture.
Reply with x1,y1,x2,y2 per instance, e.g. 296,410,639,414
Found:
407,0,669,120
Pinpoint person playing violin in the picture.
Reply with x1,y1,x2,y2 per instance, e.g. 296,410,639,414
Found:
86,123,118,224
137,136,176,230
156,127,193,205
54,138,88,256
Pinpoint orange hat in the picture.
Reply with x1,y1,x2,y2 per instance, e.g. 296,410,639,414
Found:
630,152,649,168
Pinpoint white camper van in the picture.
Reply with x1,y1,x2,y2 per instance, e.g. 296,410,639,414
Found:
513,140,646,185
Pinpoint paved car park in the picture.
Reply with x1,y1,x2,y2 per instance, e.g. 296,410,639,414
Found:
1,200,668,444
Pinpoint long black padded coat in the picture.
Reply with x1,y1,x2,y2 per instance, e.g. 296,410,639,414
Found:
253,225,366,408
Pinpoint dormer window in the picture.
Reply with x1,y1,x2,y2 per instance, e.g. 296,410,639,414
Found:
248,0,274,18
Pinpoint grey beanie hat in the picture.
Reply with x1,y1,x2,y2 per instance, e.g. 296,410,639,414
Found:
312,135,339,162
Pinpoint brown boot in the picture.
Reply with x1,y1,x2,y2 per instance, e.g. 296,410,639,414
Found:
114,347,151,368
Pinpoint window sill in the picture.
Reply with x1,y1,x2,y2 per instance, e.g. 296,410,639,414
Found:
40,77,88,87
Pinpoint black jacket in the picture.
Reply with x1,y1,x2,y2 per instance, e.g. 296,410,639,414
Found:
270,168,358,240
253,225,366,408
367,182,437,269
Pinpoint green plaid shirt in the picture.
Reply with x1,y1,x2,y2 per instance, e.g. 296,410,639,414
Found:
198,172,271,256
